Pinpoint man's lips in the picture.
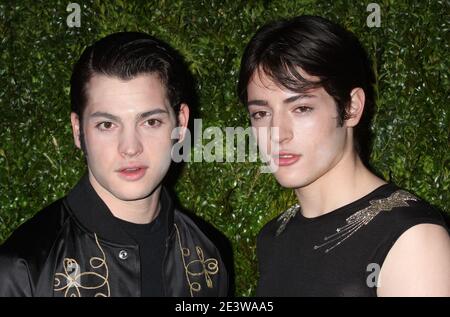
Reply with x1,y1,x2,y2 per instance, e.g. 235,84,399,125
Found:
117,165,148,172
116,165,148,181
272,153,301,167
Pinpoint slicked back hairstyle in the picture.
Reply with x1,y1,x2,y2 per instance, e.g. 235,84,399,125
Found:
70,32,192,120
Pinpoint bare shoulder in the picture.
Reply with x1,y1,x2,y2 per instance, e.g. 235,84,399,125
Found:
378,223,450,296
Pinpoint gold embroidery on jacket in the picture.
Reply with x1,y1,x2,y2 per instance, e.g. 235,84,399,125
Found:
174,224,219,296
53,233,111,297
314,190,418,253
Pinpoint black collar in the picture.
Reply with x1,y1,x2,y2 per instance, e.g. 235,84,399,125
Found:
65,173,174,245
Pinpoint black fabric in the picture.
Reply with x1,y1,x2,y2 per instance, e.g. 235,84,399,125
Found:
66,174,175,245
68,174,169,296
0,174,228,297
112,206,167,297
66,174,137,245
256,183,448,297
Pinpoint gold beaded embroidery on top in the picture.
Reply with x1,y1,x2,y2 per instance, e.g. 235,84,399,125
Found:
276,190,418,253
276,203,300,236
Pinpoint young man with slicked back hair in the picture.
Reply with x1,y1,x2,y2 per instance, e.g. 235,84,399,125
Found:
0,32,228,297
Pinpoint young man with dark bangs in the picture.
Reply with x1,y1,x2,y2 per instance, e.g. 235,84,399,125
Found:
238,15,450,296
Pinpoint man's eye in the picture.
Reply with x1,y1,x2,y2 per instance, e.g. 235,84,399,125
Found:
294,106,313,113
251,111,270,120
144,119,162,127
96,122,114,130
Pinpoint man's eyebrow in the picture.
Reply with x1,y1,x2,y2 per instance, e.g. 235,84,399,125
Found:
283,94,316,104
247,99,268,107
137,109,169,120
89,109,169,121
247,94,316,107
89,112,121,122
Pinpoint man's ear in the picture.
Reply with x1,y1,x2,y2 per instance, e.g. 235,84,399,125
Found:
345,88,365,128
176,103,190,142
70,112,82,149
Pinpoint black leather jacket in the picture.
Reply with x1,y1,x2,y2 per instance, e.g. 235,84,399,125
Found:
0,175,228,297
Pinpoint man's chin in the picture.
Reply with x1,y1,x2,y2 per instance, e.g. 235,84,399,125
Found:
111,186,158,202
111,179,161,201
114,193,153,202
274,173,310,189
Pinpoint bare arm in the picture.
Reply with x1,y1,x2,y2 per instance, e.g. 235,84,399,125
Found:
377,223,450,297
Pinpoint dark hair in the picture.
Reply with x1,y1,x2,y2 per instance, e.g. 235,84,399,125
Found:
237,15,376,162
71,32,191,119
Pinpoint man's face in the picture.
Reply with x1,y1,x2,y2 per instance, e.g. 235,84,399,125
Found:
71,74,188,201
246,70,349,189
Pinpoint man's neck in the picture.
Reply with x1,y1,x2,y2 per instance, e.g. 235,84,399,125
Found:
88,174,161,224
295,150,386,219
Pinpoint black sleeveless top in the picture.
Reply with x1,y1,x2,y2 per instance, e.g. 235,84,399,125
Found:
256,183,448,297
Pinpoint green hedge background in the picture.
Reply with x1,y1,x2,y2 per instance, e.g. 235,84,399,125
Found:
0,0,448,296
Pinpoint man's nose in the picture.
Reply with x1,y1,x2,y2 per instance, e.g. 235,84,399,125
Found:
271,113,293,145
119,127,143,158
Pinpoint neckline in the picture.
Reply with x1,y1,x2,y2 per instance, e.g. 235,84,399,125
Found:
296,183,396,224
113,208,165,234
66,173,174,245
